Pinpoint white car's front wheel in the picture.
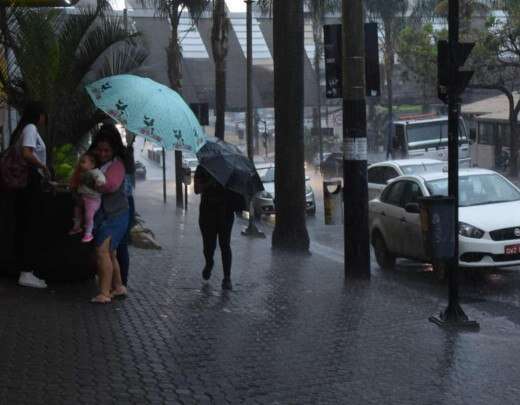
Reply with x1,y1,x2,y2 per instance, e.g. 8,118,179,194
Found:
373,232,396,270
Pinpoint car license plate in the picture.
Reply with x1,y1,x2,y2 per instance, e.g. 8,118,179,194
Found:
505,244,520,255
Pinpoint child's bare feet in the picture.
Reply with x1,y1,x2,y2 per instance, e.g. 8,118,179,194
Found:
82,234,94,243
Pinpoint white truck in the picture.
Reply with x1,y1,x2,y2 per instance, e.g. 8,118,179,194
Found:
391,115,471,167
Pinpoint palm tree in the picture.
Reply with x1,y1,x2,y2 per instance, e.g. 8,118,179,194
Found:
0,6,148,154
140,0,209,93
271,0,310,252
211,0,230,140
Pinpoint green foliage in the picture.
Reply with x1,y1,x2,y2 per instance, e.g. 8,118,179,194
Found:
0,7,148,154
397,23,446,103
53,144,77,182
469,2,520,87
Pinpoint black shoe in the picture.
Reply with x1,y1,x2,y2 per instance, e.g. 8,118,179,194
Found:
222,278,232,291
202,264,213,280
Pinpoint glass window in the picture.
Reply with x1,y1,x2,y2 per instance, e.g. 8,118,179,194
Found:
261,167,275,182
426,174,520,207
407,123,443,144
368,167,384,184
401,181,423,206
400,163,446,175
381,167,399,183
405,119,468,151
382,181,406,206
478,122,495,145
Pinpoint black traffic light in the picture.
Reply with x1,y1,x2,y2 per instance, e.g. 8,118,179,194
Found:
437,39,474,103
324,23,381,99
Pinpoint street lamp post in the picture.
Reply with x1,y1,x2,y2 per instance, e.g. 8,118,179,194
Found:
242,0,265,238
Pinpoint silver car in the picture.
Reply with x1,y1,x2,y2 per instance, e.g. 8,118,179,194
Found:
254,166,316,217
367,159,446,201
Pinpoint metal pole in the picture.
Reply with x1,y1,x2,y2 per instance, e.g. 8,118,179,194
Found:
447,0,460,316
429,0,478,328
162,147,167,204
242,0,265,238
175,150,184,207
342,0,370,279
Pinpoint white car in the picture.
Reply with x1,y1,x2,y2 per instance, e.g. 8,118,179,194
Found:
254,166,316,217
369,168,520,271
368,159,446,200
182,152,199,174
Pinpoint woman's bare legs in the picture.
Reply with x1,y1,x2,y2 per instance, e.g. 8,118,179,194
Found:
110,251,127,296
92,238,113,302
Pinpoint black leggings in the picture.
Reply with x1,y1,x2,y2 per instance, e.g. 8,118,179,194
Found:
14,169,44,273
199,204,235,278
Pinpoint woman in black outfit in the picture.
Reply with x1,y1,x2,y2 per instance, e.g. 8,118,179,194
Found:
194,165,241,291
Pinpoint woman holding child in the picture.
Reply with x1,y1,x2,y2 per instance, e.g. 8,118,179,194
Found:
88,124,130,304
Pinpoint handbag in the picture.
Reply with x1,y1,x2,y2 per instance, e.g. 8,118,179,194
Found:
0,144,29,190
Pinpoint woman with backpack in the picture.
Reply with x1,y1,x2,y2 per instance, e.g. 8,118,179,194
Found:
10,101,50,288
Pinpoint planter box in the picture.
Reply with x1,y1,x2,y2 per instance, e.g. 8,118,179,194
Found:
0,189,95,281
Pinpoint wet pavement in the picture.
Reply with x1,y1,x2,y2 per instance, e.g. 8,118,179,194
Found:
1,178,520,404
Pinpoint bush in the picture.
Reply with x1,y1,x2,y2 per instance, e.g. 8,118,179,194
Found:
53,144,77,182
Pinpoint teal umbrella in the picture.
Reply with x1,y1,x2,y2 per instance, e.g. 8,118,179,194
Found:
85,74,206,152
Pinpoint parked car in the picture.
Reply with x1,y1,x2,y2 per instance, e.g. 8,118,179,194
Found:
182,152,199,174
368,159,446,200
254,166,316,217
369,168,520,272
135,161,147,180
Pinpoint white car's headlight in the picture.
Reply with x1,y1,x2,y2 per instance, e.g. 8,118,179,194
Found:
459,222,484,239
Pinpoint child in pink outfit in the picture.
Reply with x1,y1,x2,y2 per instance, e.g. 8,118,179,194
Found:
69,153,106,242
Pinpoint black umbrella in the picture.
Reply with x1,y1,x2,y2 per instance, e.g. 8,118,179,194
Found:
196,137,264,200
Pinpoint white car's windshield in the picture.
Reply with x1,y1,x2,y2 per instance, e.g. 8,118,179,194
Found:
400,163,446,175
259,167,275,182
426,174,520,207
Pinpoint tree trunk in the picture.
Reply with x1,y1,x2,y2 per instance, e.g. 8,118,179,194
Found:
211,0,229,140
272,0,309,252
509,99,520,177
384,21,394,158
167,15,183,93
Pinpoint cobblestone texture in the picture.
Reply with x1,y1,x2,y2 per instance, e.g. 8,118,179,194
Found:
1,181,520,404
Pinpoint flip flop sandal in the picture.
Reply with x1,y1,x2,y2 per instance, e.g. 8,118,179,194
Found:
90,295,111,304
110,288,128,299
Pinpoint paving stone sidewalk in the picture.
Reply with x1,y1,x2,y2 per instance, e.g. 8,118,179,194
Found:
1,181,520,405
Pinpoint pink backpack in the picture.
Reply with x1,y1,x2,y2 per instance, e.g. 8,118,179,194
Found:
0,144,28,190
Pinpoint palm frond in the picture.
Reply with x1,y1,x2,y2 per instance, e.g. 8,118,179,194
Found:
92,43,149,81
73,14,142,84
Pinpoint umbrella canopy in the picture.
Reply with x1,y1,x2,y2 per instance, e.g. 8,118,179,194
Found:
196,137,264,200
86,74,206,152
